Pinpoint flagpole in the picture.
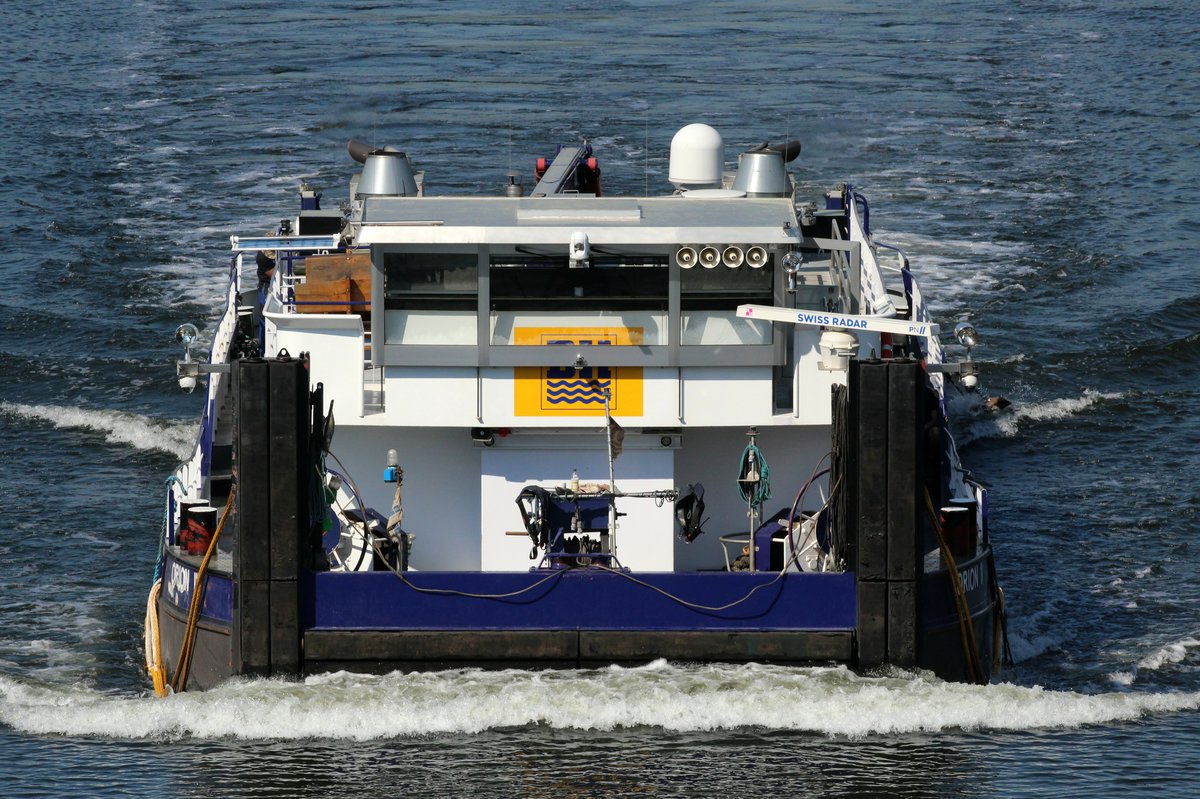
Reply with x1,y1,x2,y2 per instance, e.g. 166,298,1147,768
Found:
604,388,617,557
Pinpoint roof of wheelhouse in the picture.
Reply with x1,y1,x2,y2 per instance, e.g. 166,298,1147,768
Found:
356,195,801,246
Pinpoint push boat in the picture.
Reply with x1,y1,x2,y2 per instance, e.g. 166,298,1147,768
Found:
144,124,1011,695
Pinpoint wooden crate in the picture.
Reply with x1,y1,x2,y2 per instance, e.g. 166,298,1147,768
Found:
294,251,371,315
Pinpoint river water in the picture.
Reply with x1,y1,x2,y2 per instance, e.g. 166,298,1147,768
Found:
2,1,1199,796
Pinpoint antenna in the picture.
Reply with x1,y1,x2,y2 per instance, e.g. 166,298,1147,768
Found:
644,110,649,196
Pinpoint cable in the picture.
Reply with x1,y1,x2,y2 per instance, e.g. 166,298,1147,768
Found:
737,442,771,507
323,448,811,613
594,564,789,613
987,547,1015,670
171,487,236,693
371,534,567,599
365,505,785,610
923,487,986,684
143,579,168,698
153,475,180,584
784,453,832,557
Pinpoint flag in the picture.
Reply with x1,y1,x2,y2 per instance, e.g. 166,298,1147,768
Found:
607,415,624,460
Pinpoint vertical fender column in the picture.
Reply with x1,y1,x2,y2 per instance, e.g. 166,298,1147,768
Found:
233,355,312,678
846,359,924,670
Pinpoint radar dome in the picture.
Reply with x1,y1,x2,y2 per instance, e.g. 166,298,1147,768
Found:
669,124,724,190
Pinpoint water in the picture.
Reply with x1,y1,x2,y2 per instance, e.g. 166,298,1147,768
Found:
2,0,1199,795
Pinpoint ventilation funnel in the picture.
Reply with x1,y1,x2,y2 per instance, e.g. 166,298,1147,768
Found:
357,152,419,197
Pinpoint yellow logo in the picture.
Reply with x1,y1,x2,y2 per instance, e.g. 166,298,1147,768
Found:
513,327,643,417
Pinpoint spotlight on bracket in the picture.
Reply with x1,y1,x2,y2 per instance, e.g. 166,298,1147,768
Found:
175,323,201,393
471,428,496,447
954,322,980,389
954,321,978,352
782,251,803,292
176,323,199,352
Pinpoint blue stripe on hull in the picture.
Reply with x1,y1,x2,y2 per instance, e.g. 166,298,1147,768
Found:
308,570,857,632
160,551,234,623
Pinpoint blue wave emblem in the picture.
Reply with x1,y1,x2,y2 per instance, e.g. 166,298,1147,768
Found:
546,379,611,389
545,378,608,405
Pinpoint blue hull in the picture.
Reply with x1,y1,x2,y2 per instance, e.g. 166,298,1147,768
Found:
158,546,998,685
308,569,857,630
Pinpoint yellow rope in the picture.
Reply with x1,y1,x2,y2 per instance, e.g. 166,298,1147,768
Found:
923,488,986,684
171,487,236,693
144,579,169,698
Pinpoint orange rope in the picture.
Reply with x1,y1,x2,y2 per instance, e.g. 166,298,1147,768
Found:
924,488,986,684
144,579,169,697
171,487,236,692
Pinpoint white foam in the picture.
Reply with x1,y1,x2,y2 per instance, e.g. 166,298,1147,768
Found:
958,390,1122,444
2,664,1198,741
1105,636,1200,687
1137,637,1200,673
0,403,196,461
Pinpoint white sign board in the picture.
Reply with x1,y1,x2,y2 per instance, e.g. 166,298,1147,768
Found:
736,304,938,338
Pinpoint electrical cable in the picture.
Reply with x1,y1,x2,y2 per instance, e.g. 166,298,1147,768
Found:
784,453,832,557
372,535,568,599
594,564,789,613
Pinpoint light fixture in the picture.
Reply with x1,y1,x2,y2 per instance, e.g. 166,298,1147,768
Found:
175,323,200,393
176,323,199,351
782,251,803,292
569,231,590,268
676,247,698,268
954,322,979,390
384,448,401,481
954,322,978,351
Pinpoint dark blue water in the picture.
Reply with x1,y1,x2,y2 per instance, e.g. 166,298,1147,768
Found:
3,1,1199,796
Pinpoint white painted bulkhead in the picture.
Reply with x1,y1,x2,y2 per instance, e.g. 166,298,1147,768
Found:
327,421,831,574
268,313,847,574
264,310,366,418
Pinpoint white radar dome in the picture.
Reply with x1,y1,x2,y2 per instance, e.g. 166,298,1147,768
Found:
669,123,724,190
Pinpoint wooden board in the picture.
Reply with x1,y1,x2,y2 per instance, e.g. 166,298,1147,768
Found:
293,279,353,314
295,251,371,315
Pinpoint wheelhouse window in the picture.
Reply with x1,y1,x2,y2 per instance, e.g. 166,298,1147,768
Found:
490,253,668,346
383,251,478,345
681,257,773,345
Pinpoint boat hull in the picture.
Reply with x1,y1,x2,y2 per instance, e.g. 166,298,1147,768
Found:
157,596,232,692
156,550,234,692
919,547,1000,683
153,546,998,686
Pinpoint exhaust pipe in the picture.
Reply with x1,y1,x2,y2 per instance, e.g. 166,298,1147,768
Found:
348,139,407,164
